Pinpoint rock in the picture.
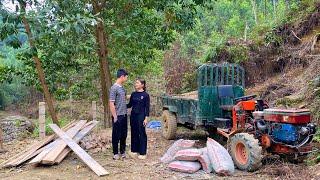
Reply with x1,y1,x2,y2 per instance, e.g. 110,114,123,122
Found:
313,76,320,87
91,147,101,153
101,147,107,152
0,116,34,142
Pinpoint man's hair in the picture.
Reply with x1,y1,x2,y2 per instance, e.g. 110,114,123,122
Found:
117,69,128,78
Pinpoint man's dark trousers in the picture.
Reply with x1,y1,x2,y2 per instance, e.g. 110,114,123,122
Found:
112,115,128,155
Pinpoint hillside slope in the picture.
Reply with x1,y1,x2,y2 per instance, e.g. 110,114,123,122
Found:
245,3,320,124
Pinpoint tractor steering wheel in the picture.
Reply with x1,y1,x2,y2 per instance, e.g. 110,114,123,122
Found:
234,95,257,102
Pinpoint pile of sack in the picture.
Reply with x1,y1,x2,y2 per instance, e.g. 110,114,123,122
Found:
160,138,234,176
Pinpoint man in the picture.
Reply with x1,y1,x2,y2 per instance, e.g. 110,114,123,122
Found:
109,69,128,160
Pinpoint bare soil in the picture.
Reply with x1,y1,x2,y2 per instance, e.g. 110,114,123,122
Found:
0,125,319,180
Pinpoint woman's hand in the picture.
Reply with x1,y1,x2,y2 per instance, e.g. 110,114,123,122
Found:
143,118,148,126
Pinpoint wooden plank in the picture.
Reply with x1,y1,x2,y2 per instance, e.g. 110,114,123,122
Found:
17,121,86,166
52,121,98,164
1,121,76,168
92,101,97,121
38,120,88,164
41,121,94,164
49,124,108,176
39,102,46,139
29,120,86,165
14,121,77,166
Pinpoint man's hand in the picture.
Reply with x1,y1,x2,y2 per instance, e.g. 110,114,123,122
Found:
109,101,117,123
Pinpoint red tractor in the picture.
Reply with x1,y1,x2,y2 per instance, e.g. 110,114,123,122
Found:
161,64,317,171
219,95,317,171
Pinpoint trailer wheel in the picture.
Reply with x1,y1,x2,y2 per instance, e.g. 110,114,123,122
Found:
228,133,262,171
162,110,177,140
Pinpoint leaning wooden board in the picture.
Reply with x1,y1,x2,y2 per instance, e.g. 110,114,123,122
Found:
41,121,92,164
1,121,76,168
51,121,98,164
49,124,108,176
29,120,87,165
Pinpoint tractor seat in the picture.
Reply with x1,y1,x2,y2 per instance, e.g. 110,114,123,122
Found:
220,105,234,111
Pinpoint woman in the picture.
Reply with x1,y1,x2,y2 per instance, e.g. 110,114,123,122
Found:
127,78,150,160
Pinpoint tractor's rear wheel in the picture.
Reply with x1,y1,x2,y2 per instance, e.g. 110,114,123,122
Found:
228,133,262,171
162,110,177,140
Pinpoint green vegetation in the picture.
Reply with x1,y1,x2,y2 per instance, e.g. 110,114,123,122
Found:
307,127,320,165
0,0,319,108
32,117,70,137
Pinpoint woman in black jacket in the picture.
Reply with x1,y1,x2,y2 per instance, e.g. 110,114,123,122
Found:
127,78,150,159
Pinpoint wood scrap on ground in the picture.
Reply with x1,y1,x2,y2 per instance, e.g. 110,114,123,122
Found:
53,121,98,164
49,124,108,176
0,120,105,177
0,120,76,168
28,120,87,165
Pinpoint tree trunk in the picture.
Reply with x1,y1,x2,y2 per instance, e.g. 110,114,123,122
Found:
264,0,267,17
285,0,290,10
92,0,112,128
19,2,59,126
251,0,258,25
273,0,277,18
244,21,248,42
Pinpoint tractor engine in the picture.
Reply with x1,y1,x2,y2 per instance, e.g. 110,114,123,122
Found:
253,109,316,155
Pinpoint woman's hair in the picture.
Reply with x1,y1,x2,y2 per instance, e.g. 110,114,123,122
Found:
137,78,146,91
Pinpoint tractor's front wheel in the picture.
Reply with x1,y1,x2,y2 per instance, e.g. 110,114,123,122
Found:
161,110,177,140
228,133,262,171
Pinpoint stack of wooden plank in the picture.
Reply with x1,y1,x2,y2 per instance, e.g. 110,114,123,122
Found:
0,120,108,176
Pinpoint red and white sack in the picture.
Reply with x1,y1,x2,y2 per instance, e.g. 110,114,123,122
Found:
160,139,196,163
198,148,213,173
174,148,202,161
207,138,234,176
168,161,201,174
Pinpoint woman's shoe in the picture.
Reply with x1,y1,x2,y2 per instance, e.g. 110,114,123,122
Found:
128,151,138,158
138,155,147,160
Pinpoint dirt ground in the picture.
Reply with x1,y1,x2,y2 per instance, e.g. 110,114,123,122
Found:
0,123,319,180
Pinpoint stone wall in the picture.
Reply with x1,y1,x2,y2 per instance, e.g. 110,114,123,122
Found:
0,116,34,142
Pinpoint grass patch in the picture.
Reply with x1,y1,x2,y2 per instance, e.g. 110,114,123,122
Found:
32,117,71,137
307,127,320,165
275,97,304,107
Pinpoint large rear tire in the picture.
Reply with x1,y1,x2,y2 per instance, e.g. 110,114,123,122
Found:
228,133,262,171
161,110,177,140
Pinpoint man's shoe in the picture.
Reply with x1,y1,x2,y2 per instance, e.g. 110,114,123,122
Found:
138,155,147,160
121,153,126,159
128,151,138,158
113,154,120,160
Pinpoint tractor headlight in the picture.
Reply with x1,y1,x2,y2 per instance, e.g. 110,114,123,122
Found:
298,127,309,135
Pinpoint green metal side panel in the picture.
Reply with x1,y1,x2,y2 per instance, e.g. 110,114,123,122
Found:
161,95,199,125
198,86,221,120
